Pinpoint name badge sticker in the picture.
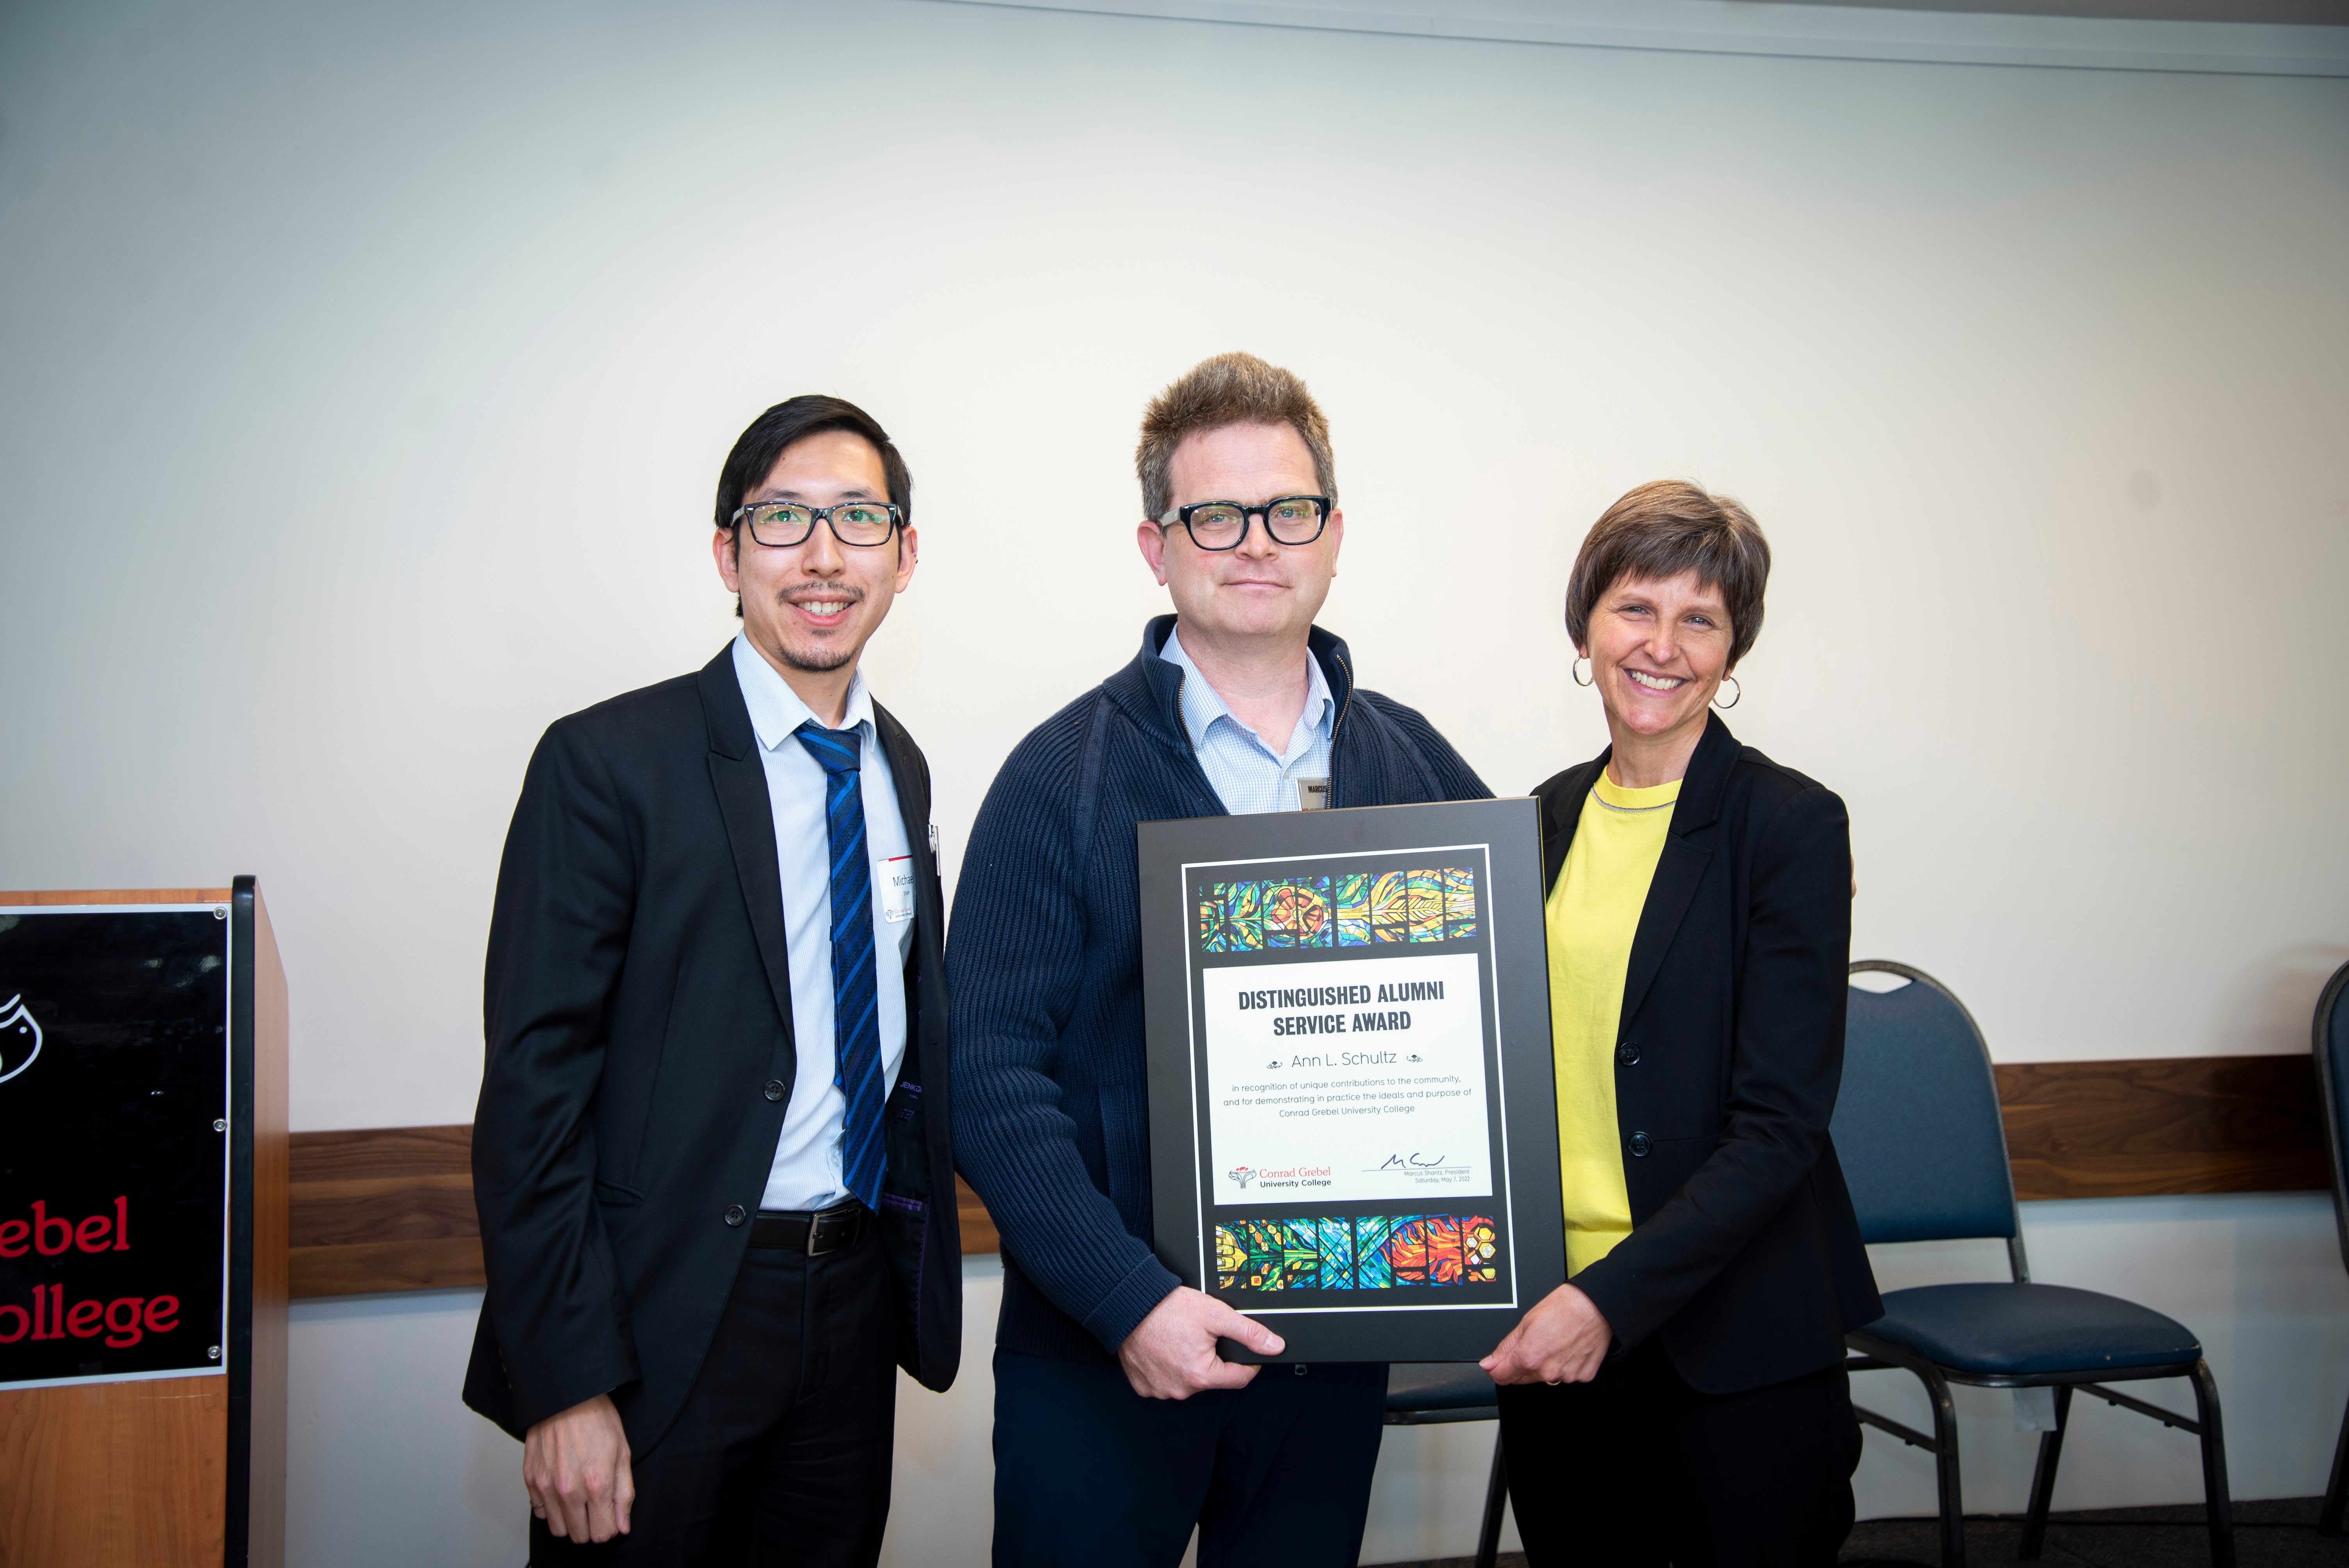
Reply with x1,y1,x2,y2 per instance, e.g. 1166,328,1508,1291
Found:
882,855,916,923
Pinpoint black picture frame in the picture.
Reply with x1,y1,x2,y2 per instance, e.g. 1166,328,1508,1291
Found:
1140,797,1563,1363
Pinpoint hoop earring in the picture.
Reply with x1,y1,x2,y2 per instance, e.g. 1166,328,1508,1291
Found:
1713,675,1741,710
1571,657,1593,688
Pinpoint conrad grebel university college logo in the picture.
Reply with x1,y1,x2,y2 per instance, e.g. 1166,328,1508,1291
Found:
0,993,39,1084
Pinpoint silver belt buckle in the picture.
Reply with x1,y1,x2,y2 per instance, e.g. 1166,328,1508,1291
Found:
809,1204,857,1256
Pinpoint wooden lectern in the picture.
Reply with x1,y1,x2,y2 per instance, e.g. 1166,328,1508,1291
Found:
0,880,287,1567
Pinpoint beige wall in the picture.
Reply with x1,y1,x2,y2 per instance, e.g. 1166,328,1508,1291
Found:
2,2,2344,1129
9,2,2349,1561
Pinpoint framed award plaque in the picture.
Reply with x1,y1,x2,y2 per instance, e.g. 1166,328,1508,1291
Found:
1139,797,1564,1363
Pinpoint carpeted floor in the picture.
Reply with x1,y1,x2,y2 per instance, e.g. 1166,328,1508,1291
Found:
1382,1495,2349,1567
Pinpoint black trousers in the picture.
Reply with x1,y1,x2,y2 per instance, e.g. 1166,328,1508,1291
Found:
1496,1338,1861,1568
990,1349,1387,1568
528,1229,897,1567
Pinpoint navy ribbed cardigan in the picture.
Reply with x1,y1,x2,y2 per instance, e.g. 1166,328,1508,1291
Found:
948,617,1493,1362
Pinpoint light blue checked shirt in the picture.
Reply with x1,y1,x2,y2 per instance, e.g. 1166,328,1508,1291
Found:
731,634,913,1212
1159,622,1335,815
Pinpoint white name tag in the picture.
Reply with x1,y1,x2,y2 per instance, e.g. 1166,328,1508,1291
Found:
1296,777,1331,811
882,855,916,923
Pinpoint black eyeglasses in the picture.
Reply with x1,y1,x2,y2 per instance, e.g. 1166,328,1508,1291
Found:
729,501,904,549
1159,495,1330,551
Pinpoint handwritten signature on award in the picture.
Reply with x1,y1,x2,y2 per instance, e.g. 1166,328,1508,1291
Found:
1370,1152,1451,1171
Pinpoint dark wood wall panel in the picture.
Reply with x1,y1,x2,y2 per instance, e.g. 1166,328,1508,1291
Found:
289,1126,481,1297
288,1126,1006,1297
289,1053,2334,1298
1999,1054,2328,1201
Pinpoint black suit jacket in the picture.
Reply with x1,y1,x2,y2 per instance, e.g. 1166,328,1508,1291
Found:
1538,713,1880,1395
462,647,961,1447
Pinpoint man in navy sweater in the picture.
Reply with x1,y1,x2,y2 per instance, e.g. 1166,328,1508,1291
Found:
949,353,1492,1567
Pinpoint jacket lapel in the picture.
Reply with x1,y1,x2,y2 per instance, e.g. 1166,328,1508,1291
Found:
871,701,932,893
697,651,798,1057
1616,714,1738,1029
872,700,938,964
1537,756,1610,896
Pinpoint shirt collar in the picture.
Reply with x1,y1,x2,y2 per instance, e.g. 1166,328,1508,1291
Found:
1158,622,1334,756
731,632,874,752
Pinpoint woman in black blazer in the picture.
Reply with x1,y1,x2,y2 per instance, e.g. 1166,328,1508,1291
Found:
1479,481,1882,1567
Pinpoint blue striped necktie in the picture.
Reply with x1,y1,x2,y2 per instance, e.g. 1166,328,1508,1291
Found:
794,721,886,1212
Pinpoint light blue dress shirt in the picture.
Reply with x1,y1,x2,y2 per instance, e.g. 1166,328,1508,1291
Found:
731,634,914,1212
1158,622,1335,815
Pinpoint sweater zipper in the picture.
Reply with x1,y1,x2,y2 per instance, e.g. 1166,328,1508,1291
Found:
1326,647,1354,807
1166,669,1224,814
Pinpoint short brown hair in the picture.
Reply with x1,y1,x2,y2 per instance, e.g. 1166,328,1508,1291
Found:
1565,481,1772,669
1136,352,1336,521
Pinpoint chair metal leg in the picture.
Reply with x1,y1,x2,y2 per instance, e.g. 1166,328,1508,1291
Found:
2322,1388,2349,1535
2189,1360,2236,1568
2017,1384,2072,1561
1902,1360,1966,1568
1849,1339,1967,1568
1475,1425,1508,1568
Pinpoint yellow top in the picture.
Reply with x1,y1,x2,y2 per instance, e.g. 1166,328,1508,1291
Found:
1545,769,1682,1277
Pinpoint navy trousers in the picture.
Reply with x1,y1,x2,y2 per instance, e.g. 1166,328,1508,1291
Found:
991,1349,1387,1568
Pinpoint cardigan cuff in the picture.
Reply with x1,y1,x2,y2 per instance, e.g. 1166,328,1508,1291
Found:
1079,1252,1184,1355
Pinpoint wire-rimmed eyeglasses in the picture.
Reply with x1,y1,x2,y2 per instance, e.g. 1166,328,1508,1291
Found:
1157,495,1330,551
729,500,904,549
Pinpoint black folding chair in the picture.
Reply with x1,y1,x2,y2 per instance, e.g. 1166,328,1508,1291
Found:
2313,958,2349,1535
1831,960,2235,1568
1383,1364,1508,1568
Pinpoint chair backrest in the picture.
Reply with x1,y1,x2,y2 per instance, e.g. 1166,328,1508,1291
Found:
1830,960,2019,1245
2314,959,2349,1275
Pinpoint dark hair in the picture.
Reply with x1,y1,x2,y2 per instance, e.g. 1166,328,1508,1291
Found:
1135,352,1335,521
1564,480,1772,669
713,394,912,533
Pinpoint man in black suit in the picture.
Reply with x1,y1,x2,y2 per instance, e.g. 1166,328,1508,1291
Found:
463,396,960,1565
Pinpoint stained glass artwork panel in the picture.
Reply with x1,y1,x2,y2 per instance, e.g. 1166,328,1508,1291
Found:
1404,871,1446,942
1212,1214,1499,1292
1369,872,1410,942
1221,1221,1259,1286
1313,1217,1356,1288
1196,866,1477,951
1262,877,1333,949
1444,867,1478,941
1355,1217,1401,1288
1334,873,1371,947
1196,882,1264,952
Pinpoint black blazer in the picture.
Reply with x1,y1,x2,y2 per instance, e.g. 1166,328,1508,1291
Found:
1537,713,1880,1395
462,647,961,1448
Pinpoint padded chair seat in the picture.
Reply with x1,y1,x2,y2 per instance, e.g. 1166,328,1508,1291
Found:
1859,1282,2201,1377
1385,1362,1500,1419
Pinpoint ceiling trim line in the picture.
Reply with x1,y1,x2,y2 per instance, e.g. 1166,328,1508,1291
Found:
922,0,2349,77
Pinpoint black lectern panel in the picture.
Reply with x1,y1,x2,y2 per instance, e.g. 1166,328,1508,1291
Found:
0,906,230,1386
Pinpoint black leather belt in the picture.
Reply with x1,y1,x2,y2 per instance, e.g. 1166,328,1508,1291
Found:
750,1201,872,1255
